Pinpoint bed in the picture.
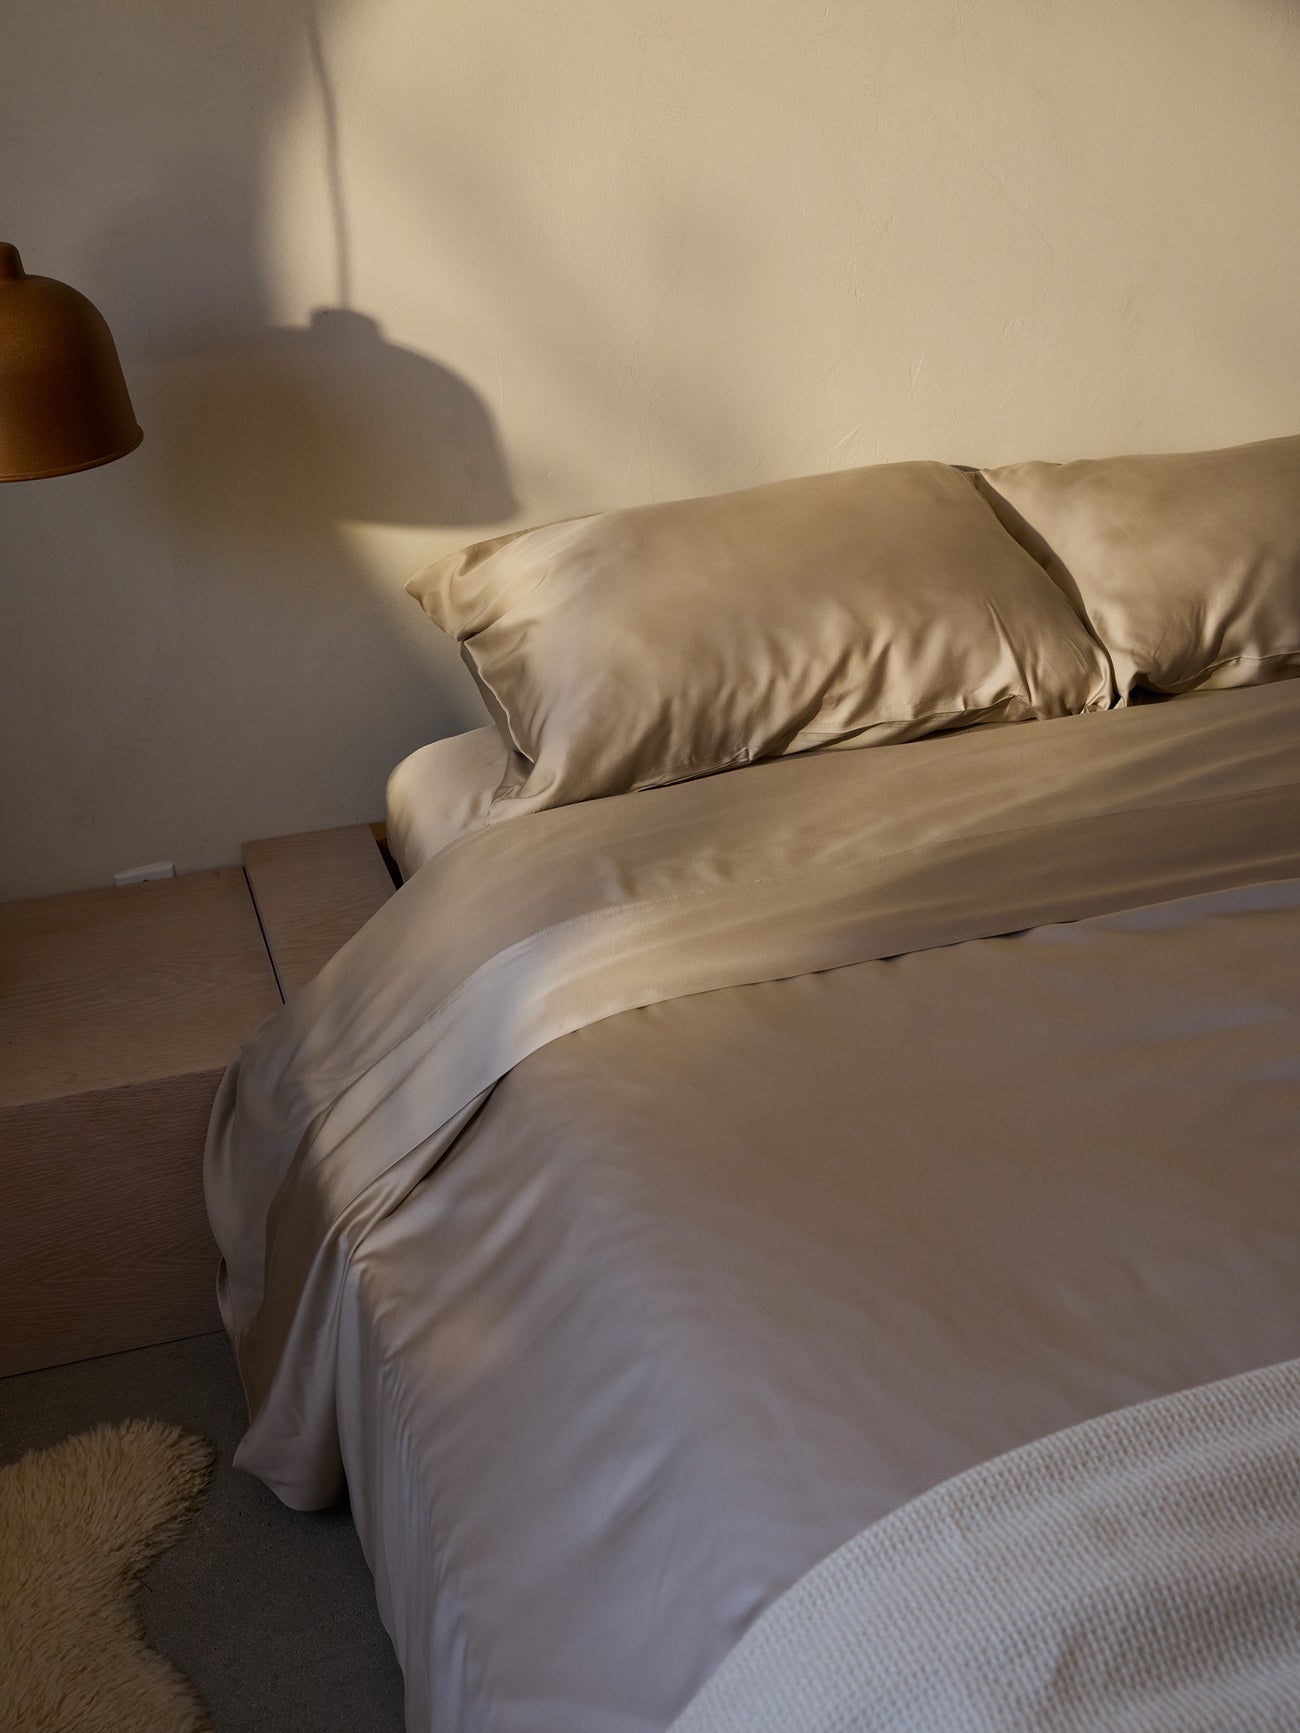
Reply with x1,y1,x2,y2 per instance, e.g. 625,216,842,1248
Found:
206,439,1300,1732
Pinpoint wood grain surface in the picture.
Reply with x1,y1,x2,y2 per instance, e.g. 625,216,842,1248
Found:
0,1071,225,1376
0,865,279,1373
0,867,280,1108
242,824,394,999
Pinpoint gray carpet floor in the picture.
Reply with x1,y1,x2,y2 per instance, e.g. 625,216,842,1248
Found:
0,1331,406,1732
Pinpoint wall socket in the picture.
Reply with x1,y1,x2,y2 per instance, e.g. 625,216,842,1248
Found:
112,860,177,886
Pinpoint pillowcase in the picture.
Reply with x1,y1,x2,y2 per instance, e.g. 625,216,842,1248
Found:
979,434,1300,699
384,726,507,879
406,461,1115,818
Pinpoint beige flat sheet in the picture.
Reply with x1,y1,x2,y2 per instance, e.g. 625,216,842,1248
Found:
205,682,1300,1730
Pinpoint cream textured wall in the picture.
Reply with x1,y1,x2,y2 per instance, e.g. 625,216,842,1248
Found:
3,0,1298,897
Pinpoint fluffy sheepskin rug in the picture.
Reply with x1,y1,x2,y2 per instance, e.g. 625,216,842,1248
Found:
0,1421,215,1732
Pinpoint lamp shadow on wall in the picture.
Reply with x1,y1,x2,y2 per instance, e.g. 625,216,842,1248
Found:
142,307,515,573
111,1,517,593
137,0,515,563
76,4,521,800
130,0,513,560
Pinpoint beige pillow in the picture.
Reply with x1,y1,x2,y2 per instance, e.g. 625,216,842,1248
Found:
406,461,1114,817
979,435,1300,699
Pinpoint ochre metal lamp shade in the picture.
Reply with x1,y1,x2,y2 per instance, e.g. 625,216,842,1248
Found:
0,243,142,481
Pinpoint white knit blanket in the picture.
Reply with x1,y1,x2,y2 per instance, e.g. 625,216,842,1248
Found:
671,1360,1300,1732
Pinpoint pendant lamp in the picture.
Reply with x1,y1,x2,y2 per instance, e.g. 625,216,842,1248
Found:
0,243,142,482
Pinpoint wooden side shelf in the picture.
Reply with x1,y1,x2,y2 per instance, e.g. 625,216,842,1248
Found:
242,824,395,999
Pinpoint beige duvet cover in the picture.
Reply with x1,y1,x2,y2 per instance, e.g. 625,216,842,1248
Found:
205,683,1300,1732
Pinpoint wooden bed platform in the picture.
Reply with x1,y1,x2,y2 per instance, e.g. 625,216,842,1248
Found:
242,823,397,1000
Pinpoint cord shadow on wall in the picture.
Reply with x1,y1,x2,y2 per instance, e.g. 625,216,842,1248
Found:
136,0,516,558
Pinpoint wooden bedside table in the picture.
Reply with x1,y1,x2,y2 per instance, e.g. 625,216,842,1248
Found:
0,825,396,1378
0,869,280,1376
